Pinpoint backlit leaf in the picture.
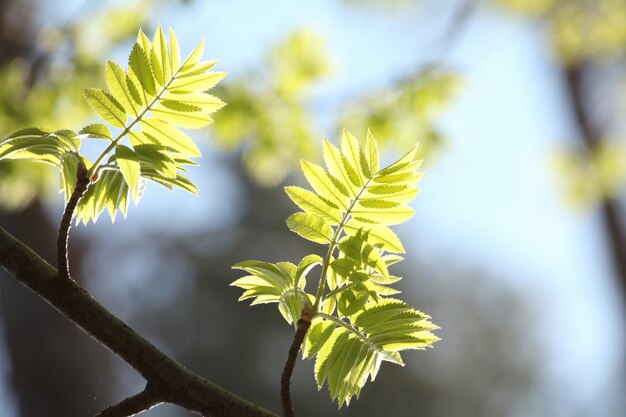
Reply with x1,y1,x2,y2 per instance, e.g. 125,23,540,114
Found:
286,212,334,244
115,145,141,202
79,123,112,140
83,88,127,128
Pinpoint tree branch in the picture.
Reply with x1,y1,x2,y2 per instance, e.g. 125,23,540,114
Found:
95,387,160,417
0,226,278,417
280,317,311,417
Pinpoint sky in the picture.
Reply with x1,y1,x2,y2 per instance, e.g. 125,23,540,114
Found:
1,0,624,415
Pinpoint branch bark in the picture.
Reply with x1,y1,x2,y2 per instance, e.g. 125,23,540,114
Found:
56,162,89,280
0,225,278,417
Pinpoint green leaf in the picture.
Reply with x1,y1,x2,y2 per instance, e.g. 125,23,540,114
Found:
168,71,227,93
151,101,213,128
162,93,225,113
115,145,141,202
337,232,388,280
179,60,218,77
134,144,177,178
294,254,323,289
180,38,204,72
153,26,171,84
128,42,156,100
76,170,131,224
169,28,181,74
79,123,112,140
105,61,141,116
279,290,308,325
231,131,438,408
50,130,80,152
300,160,350,210
351,203,414,226
0,130,77,166
104,171,125,222
364,130,379,174
311,300,438,407
337,288,369,317
284,186,342,225
303,319,335,359
141,118,201,157
141,169,198,195
4,127,48,140
286,212,334,244
126,75,145,107
376,144,420,177
322,139,357,195
83,87,127,128
314,327,343,388
340,129,366,185
363,184,419,204
231,258,316,326
61,153,80,203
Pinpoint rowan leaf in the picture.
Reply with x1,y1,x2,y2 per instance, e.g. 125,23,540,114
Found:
232,130,435,408
115,145,141,202
79,123,112,140
83,88,127,128
105,61,140,116
286,212,334,244
128,42,156,100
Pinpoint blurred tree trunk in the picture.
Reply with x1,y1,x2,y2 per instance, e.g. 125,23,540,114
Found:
0,0,115,415
563,62,626,308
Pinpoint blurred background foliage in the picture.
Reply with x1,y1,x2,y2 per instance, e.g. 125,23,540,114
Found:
0,0,624,416
210,30,330,186
497,0,626,61
496,0,626,208
0,1,145,209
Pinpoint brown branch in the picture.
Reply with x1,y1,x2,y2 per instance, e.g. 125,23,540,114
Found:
563,63,626,302
280,317,312,417
56,162,89,280
0,225,278,417
95,387,160,417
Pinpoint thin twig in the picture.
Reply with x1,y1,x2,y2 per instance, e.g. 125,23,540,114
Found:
56,162,90,280
95,387,160,417
280,315,312,417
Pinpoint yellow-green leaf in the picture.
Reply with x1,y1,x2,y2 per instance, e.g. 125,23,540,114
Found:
105,61,140,116
115,145,141,202
141,118,201,157
286,212,334,244
83,88,127,128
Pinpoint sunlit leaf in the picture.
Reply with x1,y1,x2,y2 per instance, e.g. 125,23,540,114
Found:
79,123,112,140
115,145,141,202
286,212,334,244
83,87,127,128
